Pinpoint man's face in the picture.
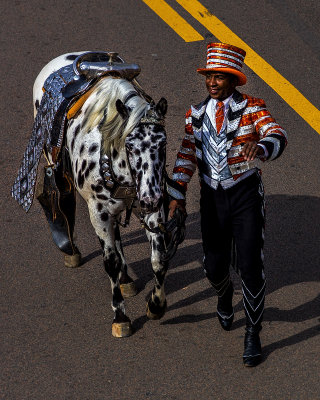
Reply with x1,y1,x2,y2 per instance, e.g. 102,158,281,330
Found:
205,72,237,100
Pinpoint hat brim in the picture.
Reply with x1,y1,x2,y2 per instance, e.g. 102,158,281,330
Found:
197,67,247,86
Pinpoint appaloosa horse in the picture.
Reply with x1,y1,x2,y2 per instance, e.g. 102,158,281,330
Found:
33,53,169,337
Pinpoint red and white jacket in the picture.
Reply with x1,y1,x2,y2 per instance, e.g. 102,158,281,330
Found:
167,90,288,200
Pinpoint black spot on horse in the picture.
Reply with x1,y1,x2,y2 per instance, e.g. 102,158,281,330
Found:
121,160,126,168
134,149,140,156
112,148,118,159
71,138,75,152
118,175,125,182
78,171,84,188
89,143,98,154
74,125,80,137
88,161,96,171
152,241,157,251
151,135,158,143
35,100,39,110
66,54,78,60
97,194,108,200
91,184,103,193
81,159,87,171
84,169,90,178
143,162,149,172
97,202,103,211
136,157,142,170
101,212,108,221
80,144,85,155
141,140,151,153
109,199,116,205
151,153,156,161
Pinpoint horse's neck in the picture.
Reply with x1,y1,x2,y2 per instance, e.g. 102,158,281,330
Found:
111,147,134,186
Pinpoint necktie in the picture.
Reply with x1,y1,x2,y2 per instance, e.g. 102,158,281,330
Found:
215,101,225,134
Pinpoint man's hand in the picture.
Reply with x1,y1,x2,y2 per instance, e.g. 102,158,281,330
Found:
240,141,264,161
169,199,186,219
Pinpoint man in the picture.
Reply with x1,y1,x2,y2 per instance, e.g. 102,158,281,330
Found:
167,43,287,367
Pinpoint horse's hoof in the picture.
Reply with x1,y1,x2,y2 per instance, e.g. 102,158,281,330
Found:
64,252,81,268
146,299,167,320
112,321,133,338
120,281,138,298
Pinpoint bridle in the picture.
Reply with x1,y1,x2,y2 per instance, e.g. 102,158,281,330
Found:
100,91,186,261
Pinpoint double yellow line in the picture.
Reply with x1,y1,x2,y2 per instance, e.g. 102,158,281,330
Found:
143,0,320,135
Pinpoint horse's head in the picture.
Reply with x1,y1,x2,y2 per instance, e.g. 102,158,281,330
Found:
116,97,167,214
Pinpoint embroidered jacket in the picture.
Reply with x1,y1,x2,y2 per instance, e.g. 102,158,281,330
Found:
167,90,288,200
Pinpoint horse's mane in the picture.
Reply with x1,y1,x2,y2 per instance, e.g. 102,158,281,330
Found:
82,76,149,154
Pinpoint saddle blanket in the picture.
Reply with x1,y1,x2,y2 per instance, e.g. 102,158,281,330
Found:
11,64,86,212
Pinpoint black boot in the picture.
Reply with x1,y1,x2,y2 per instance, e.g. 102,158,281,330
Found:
217,282,234,331
242,277,265,366
243,323,262,367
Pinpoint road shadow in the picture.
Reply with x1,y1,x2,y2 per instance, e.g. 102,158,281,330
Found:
132,194,320,350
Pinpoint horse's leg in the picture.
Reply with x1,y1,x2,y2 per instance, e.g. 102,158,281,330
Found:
114,224,138,298
145,212,168,320
87,204,132,337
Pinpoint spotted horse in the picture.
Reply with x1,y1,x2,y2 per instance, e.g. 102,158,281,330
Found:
21,52,184,337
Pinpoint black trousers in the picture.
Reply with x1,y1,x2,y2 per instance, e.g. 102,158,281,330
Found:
200,173,266,325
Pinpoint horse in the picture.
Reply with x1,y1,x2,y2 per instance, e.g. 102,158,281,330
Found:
33,52,170,337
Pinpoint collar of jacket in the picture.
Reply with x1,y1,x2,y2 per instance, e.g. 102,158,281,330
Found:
191,90,248,142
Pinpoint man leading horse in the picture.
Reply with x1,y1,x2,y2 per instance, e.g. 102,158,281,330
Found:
167,43,288,367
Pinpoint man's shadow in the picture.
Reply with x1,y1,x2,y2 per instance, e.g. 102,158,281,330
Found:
128,195,320,359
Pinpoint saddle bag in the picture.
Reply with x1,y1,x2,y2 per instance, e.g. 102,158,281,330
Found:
37,148,78,256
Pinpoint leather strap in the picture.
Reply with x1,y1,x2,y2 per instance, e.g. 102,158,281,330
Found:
67,86,95,119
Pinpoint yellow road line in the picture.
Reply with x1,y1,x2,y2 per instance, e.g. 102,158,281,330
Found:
142,0,204,42
176,0,320,134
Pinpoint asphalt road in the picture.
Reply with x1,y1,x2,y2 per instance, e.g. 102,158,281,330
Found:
1,1,319,399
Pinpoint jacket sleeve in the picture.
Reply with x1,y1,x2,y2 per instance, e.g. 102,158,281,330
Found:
250,99,288,161
166,109,197,200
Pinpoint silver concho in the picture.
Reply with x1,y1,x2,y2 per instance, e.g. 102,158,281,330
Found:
101,163,109,172
100,154,114,189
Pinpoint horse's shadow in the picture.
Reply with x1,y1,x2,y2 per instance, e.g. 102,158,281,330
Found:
131,194,320,360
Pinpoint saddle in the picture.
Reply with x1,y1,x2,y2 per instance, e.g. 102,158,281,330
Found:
11,51,141,213
10,52,141,256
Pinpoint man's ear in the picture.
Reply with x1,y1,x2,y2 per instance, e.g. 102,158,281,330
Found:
116,99,129,120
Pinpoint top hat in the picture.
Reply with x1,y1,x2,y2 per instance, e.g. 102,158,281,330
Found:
197,43,247,86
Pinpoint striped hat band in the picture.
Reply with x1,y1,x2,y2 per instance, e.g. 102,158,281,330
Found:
197,42,247,86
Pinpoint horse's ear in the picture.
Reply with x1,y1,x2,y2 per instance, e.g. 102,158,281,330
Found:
116,99,129,120
156,97,167,118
